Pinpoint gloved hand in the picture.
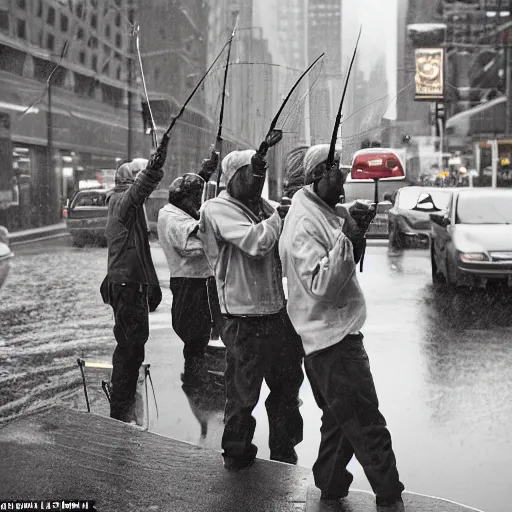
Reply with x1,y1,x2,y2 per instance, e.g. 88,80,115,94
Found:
199,151,219,182
258,129,283,156
148,133,170,171
349,200,376,233
251,151,268,177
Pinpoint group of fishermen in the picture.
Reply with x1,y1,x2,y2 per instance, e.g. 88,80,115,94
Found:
100,132,405,509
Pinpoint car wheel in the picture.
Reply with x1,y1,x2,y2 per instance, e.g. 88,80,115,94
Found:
431,246,446,285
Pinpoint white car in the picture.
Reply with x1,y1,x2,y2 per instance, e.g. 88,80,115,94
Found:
430,188,512,288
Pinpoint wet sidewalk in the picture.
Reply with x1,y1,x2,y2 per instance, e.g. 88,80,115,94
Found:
0,406,482,512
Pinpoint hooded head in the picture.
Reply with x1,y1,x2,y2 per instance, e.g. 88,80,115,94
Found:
222,149,259,203
303,144,345,208
115,158,149,187
168,173,205,219
283,145,309,198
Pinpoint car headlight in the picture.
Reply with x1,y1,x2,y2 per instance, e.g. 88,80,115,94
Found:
459,252,488,263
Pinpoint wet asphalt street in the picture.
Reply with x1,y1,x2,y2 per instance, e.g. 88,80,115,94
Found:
1,237,511,512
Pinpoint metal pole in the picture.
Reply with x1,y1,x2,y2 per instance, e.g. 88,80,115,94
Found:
47,79,53,221
492,139,499,187
438,117,444,174
506,44,512,135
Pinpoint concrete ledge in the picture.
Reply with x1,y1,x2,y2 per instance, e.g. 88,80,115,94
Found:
0,405,310,512
9,223,68,246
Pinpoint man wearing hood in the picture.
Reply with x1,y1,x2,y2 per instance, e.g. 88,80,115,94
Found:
199,148,304,471
101,137,169,423
157,154,218,386
279,145,404,509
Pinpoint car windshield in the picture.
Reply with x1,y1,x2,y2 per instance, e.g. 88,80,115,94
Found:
397,188,451,211
456,194,512,224
72,192,106,207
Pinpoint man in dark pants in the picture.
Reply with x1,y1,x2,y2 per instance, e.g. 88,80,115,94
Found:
157,155,218,385
102,137,169,423
199,148,304,470
279,144,405,510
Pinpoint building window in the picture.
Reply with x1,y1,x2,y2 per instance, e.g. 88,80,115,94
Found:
91,14,97,29
92,55,98,71
16,19,26,39
17,0,26,8
77,27,84,39
115,0,121,6
115,33,121,48
116,67,121,80
79,51,86,64
115,13,121,26
47,33,55,51
60,14,68,32
76,2,83,19
105,24,111,37
47,7,55,25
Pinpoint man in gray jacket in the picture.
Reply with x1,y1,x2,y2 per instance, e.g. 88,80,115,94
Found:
199,148,304,471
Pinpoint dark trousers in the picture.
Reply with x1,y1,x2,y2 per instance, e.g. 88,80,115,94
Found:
304,333,403,500
207,277,223,339
219,309,304,464
110,283,149,422
170,277,212,361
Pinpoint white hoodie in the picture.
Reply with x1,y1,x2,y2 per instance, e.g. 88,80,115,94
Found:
279,185,367,356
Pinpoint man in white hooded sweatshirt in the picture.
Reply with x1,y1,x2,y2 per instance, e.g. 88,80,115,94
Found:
199,148,304,471
279,144,404,510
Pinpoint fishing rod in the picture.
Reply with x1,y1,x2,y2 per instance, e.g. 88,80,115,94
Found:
258,53,325,157
327,26,362,166
134,24,158,149
215,12,240,193
325,27,371,273
164,38,232,137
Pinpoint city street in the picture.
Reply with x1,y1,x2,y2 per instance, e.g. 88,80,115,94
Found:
1,237,511,512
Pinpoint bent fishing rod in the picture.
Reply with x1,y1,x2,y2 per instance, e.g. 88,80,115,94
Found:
215,13,240,192
257,52,325,157
163,37,233,140
327,26,362,167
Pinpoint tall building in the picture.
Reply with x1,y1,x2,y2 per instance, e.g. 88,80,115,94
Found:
277,0,306,70
0,0,145,231
205,1,276,156
307,0,343,144
137,0,211,188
